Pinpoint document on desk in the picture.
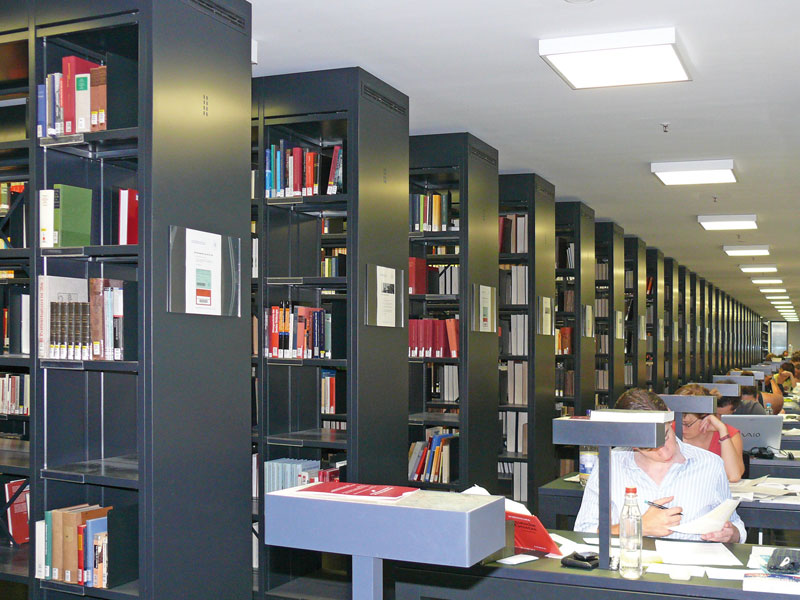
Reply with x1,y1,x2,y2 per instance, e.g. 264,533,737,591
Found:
654,540,742,566
497,554,539,565
759,496,800,504
646,564,705,579
730,476,769,492
669,499,740,535
705,567,762,580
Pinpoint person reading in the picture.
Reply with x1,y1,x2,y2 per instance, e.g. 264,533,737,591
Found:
674,384,744,483
574,388,745,543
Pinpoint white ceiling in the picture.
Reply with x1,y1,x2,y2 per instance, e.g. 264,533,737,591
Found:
250,0,800,321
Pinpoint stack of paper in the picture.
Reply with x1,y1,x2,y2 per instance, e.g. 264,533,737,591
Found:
669,499,739,535
654,540,741,567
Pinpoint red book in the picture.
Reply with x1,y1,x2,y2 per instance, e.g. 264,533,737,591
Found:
506,512,561,555
297,482,420,501
445,318,459,358
304,151,316,196
118,189,139,245
329,374,336,413
327,146,341,194
270,306,279,358
408,318,415,357
77,523,86,584
408,257,428,295
4,479,29,544
62,56,100,135
292,148,303,196
422,319,434,358
434,320,446,358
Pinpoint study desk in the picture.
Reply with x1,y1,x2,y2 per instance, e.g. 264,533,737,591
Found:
749,457,800,478
781,432,800,451
538,474,800,532
394,530,793,600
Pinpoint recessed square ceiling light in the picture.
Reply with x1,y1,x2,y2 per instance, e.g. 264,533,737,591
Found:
697,215,757,230
538,27,689,89
753,279,783,285
723,245,769,257
740,264,777,273
653,160,736,185
766,296,790,300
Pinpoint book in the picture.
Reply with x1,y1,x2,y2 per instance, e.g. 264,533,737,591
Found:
588,409,674,423
37,83,46,138
74,72,91,133
118,189,138,245
38,275,88,358
39,189,56,248
4,478,29,544
53,183,92,247
61,56,100,135
35,519,46,578
105,503,138,589
295,482,419,502
63,505,110,584
89,66,107,132
51,503,89,581
83,516,107,587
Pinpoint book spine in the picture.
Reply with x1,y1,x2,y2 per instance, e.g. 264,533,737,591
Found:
113,286,123,360
103,287,113,360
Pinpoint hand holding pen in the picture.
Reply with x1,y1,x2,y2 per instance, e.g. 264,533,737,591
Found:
641,496,683,537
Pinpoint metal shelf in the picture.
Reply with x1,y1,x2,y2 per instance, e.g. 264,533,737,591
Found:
265,428,347,450
41,454,139,489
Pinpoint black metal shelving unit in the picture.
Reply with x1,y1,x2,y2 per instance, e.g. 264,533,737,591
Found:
594,221,624,406
496,173,555,511
252,68,410,599
645,248,664,392
678,266,690,386
663,257,679,392
623,236,647,390
0,3,254,599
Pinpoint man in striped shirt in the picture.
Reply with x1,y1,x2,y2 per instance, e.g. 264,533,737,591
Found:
574,388,746,542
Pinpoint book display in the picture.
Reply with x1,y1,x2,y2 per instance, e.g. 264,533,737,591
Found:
497,174,556,510
623,236,647,389
593,221,625,407
645,248,664,392
555,202,596,418
663,257,679,392
0,2,253,598
407,133,499,496
252,68,410,597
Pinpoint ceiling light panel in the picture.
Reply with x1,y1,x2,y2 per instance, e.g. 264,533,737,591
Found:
539,27,689,89
761,288,787,293
697,215,757,231
653,160,736,185
740,264,777,273
723,245,769,256
753,279,783,285
766,296,790,300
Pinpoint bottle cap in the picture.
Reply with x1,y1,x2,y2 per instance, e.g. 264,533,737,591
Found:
625,487,637,494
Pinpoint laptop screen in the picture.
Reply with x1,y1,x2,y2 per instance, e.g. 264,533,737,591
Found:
720,415,783,452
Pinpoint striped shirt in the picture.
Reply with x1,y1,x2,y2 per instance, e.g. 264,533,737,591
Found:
574,438,746,541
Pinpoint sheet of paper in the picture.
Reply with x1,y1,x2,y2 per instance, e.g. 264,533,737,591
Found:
730,476,768,492
497,554,539,565
732,492,754,501
563,474,580,483
479,285,493,332
759,496,800,505
669,499,740,535
761,477,800,486
654,540,742,566
646,564,705,579
583,537,620,546
374,266,396,327
782,429,800,436
184,228,222,315
705,567,763,580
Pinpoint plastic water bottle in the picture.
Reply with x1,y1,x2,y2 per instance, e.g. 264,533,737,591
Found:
619,487,643,579
579,445,598,487
765,402,773,415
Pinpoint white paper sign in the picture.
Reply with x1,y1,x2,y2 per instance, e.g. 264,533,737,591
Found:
479,285,492,332
542,296,552,335
375,266,396,327
185,228,222,315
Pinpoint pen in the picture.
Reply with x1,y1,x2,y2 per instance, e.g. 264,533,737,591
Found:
645,500,683,515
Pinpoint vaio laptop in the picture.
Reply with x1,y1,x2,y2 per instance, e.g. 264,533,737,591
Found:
721,415,783,452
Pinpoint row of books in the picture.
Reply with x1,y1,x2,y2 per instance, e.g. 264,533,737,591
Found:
321,217,346,235
555,326,573,355
39,185,138,248
38,276,136,361
624,362,635,386
555,365,575,397
263,458,346,494
264,142,343,198
321,369,346,414
596,333,609,354
556,237,575,269
624,269,635,289
499,214,528,254
410,257,461,296
499,264,528,305
407,429,459,483
264,302,345,360
501,360,528,405
501,314,529,356
0,373,30,415
321,420,347,430
557,289,575,312
34,503,137,589
501,411,527,454
595,368,609,391
40,57,107,136
1,284,30,355
595,261,610,280
429,363,459,403
409,192,457,232
408,318,459,359
321,248,346,277
595,297,610,318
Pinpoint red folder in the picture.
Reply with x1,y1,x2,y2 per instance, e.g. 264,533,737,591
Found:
505,512,561,555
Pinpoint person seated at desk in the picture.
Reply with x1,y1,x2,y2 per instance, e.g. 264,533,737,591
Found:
767,362,797,397
713,380,767,416
574,388,746,543
674,384,745,483
740,384,784,415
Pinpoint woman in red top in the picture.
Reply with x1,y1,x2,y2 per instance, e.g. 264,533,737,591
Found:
675,384,745,483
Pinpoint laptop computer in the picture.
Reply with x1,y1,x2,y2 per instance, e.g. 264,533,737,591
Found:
721,415,783,452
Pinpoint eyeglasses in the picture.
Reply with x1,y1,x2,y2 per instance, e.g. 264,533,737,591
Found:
682,418,700,428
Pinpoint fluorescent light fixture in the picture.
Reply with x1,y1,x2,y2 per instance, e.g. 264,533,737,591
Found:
771,301,792,305
739,264,777,273
538,27,689,89
762,289,787,294
653,160,736,185
766,296,790,300
723,245,769,257
753,279,783,285
697,215,757,231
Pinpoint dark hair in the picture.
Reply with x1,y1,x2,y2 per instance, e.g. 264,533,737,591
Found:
675,383,712,397
741,370,754,377
781,362,796,375
792,351,800,362
614,388,668,411
741,385,757,398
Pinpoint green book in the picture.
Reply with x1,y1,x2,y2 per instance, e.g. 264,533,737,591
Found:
53,184,92,248
44,510,52,580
